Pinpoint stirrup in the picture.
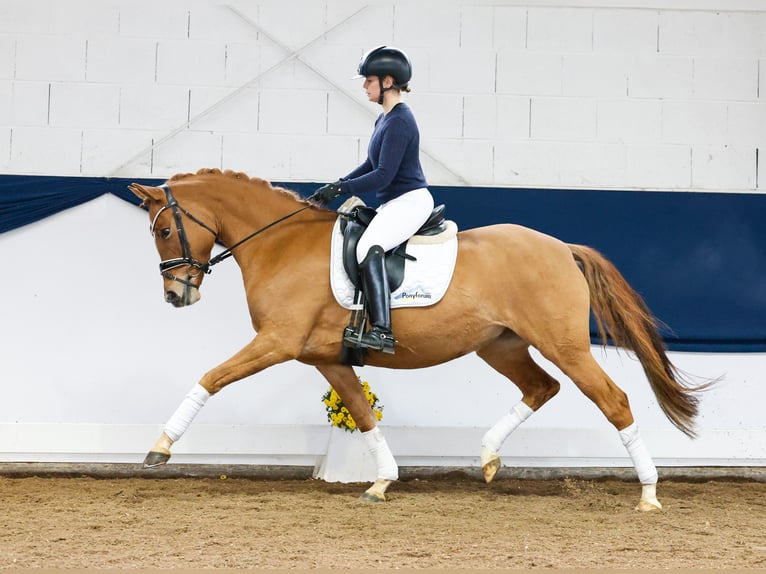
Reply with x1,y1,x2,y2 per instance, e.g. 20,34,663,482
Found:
343,327,395,354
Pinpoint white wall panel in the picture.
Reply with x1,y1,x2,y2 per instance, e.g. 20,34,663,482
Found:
692,58,759,101
658,11,726,56
531,97,597,141
596,99,661,143
463,94,529,140
327,92,374,136
0,2,761,198
724,12,766,58
0,37,14,78
119,84,190,130
495,141,626,187
256,1,334,51
394,5,462,47
429,48,496,94
81,129,154,175
627,55,694,99
152,130,222,174
624,144,691,189
300,43,367,89
188,4,259,42
562,54,627,97
156,40,227,86
406,93,463,139
46,2,120,36
691,146,757,190
728,102,766,147
0,128,9,171
527,8,593,52
0,81,49,126
85,37,158,84
323,4,394,46
593,9,657,53
118,2,190,40
289,135,361,181
49,83,121,128
424,139,495,185
14,36,86,82
496,52,562,96
189,87,260,133
661,101,728,145
9,127,82,175
223,43,261,86
222,132,291,179
459,5,494,49
257,90,328,134
492,7,528,51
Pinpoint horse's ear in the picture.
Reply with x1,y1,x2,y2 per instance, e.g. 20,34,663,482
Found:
128,183,165,207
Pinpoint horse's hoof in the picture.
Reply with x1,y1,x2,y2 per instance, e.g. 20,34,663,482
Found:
635,499,663,512
143,450,171,468
360,490,386,503
481,454,501,484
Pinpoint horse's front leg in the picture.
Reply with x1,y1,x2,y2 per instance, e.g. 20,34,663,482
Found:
144,334,295,468
316,363,398,503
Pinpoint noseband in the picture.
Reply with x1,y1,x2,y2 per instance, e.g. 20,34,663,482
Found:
150,183,313,288
150,184,217,288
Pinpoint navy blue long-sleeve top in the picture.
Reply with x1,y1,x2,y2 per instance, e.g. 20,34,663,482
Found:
339,102,428,203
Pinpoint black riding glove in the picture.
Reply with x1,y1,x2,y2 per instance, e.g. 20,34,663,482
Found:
313,180,344,204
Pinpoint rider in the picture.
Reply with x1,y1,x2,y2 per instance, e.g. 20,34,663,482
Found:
315,45,434,355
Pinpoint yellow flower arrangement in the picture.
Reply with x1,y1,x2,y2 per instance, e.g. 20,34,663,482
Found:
322,378,383,433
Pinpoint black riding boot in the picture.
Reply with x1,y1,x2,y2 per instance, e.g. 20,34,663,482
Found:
344,245,395,354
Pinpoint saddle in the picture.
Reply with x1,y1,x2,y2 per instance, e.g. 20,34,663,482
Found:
339,203,448,289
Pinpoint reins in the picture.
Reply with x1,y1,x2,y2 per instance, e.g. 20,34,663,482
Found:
205,203,313,269
153,183,316,283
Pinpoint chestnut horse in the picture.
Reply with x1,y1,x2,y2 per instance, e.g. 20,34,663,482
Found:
129,168,706,511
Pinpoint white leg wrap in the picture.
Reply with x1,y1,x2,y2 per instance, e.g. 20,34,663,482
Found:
619,422,658,485
482,401,534,453
361,426,398,481
164,384,210,442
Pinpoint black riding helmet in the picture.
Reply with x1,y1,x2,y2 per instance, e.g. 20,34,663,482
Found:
355,45,412,104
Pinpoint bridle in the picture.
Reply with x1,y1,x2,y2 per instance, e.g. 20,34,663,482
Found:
150,183,314,288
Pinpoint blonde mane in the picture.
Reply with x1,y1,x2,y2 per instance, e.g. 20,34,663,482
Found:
168,168,306,203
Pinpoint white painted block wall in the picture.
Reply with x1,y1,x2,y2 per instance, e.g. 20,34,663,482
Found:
0,0,763,190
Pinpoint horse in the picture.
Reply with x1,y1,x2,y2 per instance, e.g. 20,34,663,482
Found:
129,168,708,511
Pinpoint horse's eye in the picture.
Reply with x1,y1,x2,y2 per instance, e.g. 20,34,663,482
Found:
160,227,172,239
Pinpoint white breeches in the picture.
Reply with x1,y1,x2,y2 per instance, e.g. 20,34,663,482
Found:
356,188,434,263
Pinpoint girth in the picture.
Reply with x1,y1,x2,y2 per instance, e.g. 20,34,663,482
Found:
340,204,447,291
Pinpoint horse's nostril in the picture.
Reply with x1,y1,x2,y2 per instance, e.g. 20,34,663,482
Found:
165,291,178,303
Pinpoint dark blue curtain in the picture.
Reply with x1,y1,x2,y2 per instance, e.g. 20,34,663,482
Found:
0,175,155,233
2,174,764,352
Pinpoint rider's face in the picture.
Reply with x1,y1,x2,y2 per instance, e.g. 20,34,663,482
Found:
363,75,393,103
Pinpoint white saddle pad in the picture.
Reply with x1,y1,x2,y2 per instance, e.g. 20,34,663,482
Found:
330,210,459,310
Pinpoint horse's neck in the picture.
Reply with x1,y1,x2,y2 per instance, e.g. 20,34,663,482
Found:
196,178,333,269
201,179,308,247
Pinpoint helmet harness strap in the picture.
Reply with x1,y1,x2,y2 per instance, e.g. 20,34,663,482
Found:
377,76,395,105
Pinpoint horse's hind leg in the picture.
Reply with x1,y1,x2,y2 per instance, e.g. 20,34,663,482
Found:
553,349,662,511
476,339,561,483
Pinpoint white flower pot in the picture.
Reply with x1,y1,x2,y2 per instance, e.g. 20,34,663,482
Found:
313,426,377,483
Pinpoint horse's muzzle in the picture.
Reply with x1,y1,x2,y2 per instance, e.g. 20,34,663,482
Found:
164,281,201,307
